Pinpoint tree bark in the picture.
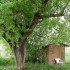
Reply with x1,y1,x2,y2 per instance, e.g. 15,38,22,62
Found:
12,37,27,70
13,47,26,70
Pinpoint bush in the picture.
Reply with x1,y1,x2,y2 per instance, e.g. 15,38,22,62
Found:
0,66,18,70
0,57,15,66
25,62,70,70
0,62,70,70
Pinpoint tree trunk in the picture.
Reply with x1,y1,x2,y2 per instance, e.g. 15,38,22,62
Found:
12,37,27,70
14,46,26,70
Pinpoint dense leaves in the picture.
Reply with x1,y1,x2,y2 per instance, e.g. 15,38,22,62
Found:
28,17,70,46
0,0,70,47
0,0,40,46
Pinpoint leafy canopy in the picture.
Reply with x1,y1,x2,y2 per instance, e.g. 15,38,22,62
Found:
28,17,70,47
0,0,70,47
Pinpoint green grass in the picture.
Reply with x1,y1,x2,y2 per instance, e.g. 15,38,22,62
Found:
0,65,18,70
0,57,15,66
65,54,70,62
0,63,70,70
0,54,70,70
25,62,70,70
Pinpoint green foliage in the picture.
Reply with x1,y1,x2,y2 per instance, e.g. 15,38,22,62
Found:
65,54,70,63
0,57,15,65
28,16,70,47
0,0,70,47
0,0,70,70
26,44,42,63
0,37,12,55
0,66,18,70
40,0,70,15
0,0,41,46
26,42,49,63
0,62,70,70
22,63,70,70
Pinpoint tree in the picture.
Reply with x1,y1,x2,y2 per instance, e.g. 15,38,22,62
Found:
27,17,70,63
0,0,70,70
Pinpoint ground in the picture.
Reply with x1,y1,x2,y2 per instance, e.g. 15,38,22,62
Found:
0,52,70,70
0,62,70,70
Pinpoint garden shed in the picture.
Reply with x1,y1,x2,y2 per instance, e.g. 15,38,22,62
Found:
41,43,65,65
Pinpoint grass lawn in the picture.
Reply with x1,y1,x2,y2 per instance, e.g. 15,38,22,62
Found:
0,65,18,70
0,63,70,70
0,54,70,70
65,54,70,62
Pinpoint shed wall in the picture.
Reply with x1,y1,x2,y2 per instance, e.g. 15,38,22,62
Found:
48,44,65,65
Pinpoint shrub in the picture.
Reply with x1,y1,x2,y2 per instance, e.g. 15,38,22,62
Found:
0,66,18,70
0,57,15,65
25,62,70,70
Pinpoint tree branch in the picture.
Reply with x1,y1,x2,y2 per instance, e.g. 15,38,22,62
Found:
40,13,70,18
29,0,70,30
42,0,49,5
60,0,70,15
19,0,70,48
